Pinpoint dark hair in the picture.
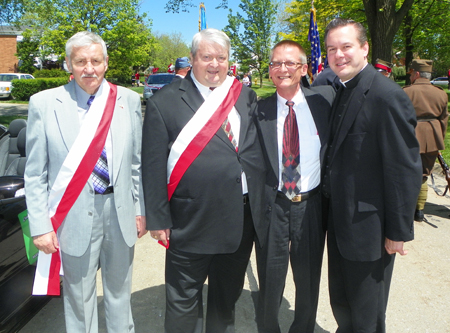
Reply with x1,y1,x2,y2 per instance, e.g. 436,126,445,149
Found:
324,18,367,48
270,40,307,64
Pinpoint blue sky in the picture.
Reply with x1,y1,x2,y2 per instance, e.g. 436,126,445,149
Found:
139,0,242,45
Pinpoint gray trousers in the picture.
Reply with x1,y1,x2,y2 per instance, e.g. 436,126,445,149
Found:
61,193,135,333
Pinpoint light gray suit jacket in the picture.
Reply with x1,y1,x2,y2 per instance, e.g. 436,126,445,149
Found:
25,80,145,257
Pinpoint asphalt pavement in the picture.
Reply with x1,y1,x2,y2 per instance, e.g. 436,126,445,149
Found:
1,102,448,332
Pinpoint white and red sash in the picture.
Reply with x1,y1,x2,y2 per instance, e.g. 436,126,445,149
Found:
32,80,117,296
167,76,242,200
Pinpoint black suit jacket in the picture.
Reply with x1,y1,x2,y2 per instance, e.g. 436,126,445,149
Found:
256,86,335,236
324,65,422,261
142,72,266,254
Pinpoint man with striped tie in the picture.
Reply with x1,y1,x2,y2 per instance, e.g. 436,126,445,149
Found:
255,40,335,333
25,31,146,332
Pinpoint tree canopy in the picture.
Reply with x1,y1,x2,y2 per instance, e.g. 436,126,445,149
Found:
224,0,277,87
18,0,156,82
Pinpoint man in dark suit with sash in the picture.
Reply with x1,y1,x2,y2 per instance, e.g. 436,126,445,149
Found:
142,28,265,333
255,40,334,333
322,18,422,332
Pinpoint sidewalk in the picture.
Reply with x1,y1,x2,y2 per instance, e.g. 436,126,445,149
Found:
19,171,450,332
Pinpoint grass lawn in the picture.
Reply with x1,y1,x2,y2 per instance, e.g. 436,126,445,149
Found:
0,99,29,104
0,115,27,127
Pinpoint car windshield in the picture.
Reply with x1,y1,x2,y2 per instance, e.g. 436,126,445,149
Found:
147,75,174,84
0,75,18,82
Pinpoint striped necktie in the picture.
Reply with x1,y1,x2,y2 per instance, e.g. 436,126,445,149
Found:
87,96,110,194
281,100,301,199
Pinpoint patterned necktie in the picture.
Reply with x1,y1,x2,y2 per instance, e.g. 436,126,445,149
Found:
87,96,110,194
210,87,238,152
281,100,301,199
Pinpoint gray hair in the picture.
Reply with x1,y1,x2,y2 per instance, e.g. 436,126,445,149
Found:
270,40,307,64
191,28,231,58
324,18,367,49
65,31,108,64
419,71,432,80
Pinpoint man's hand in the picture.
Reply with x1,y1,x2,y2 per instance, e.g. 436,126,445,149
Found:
33,231,59,254
150,229,171,247
136,215,148,238
385,238,408,255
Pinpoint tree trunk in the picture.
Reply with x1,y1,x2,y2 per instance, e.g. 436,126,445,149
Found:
404,12,414,85
363,0,414,64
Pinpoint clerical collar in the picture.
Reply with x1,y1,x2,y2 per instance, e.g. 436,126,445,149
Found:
340,63,368,88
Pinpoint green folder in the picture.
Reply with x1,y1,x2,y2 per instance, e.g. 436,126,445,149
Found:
18,209,39,265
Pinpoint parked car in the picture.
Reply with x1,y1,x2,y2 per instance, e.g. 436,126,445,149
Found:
0,73,35,99
0,120,52,333
142,73,175,103
430,77,449,87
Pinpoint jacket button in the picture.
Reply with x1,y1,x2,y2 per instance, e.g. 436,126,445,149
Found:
90,189,94,194
267,205,272,212
236,178,241,183
88,212,93,216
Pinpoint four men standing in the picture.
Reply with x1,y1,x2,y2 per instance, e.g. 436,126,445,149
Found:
23,17,438,332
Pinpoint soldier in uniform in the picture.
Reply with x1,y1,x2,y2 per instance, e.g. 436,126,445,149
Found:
374,58,393,78
404,59,449,221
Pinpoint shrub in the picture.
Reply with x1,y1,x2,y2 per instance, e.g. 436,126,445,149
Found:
33,69,70,78
11,78,68,101
392,66,406,81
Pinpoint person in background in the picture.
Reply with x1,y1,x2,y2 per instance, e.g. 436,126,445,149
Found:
403,59,448,222
172,56,191,83
256,40,335,333
142,28,266,333
374,58,394,78
242,73,251,86
322,18,422,332
135,71,140,87
25,31,146,332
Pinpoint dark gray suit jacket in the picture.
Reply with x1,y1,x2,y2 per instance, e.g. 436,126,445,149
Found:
142,73,266,254
324,65,422,261
256,86,335,236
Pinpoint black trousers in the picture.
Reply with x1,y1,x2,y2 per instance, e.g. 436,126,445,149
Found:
256,192,325,333
327,228,395,333
164,203,254,333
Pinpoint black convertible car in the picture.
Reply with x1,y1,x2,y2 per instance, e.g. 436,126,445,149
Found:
0,120,52,333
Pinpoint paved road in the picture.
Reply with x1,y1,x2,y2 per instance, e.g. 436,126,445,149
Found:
2,101,449,332
0,102,29,117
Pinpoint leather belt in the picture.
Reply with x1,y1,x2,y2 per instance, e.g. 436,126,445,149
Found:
277,186,320,202
95,186,114,195
243,194,249,205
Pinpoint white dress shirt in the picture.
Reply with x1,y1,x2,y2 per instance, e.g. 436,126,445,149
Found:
191,72,248,194
276,90,320,193
75,81,113,186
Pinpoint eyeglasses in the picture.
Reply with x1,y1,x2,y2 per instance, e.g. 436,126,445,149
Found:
269,61,303,69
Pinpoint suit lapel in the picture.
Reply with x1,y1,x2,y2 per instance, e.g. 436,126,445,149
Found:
259,93,279,178
303,87,328,146
329,67,375,164
181,74,237,152
54,81,80,151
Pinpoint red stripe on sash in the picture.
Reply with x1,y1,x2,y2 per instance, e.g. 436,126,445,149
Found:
46,82,117,295
167,79,242,200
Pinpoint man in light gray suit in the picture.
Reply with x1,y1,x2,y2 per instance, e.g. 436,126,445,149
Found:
25,31,146,333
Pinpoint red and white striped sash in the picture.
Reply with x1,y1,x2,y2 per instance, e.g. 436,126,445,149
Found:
167,76,242,200
32,80,117,296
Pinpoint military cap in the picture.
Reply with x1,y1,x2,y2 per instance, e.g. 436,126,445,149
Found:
374,59,393,73
409,59,433,73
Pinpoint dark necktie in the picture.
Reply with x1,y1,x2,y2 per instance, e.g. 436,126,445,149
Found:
87,96,110,194
281,100,301,199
